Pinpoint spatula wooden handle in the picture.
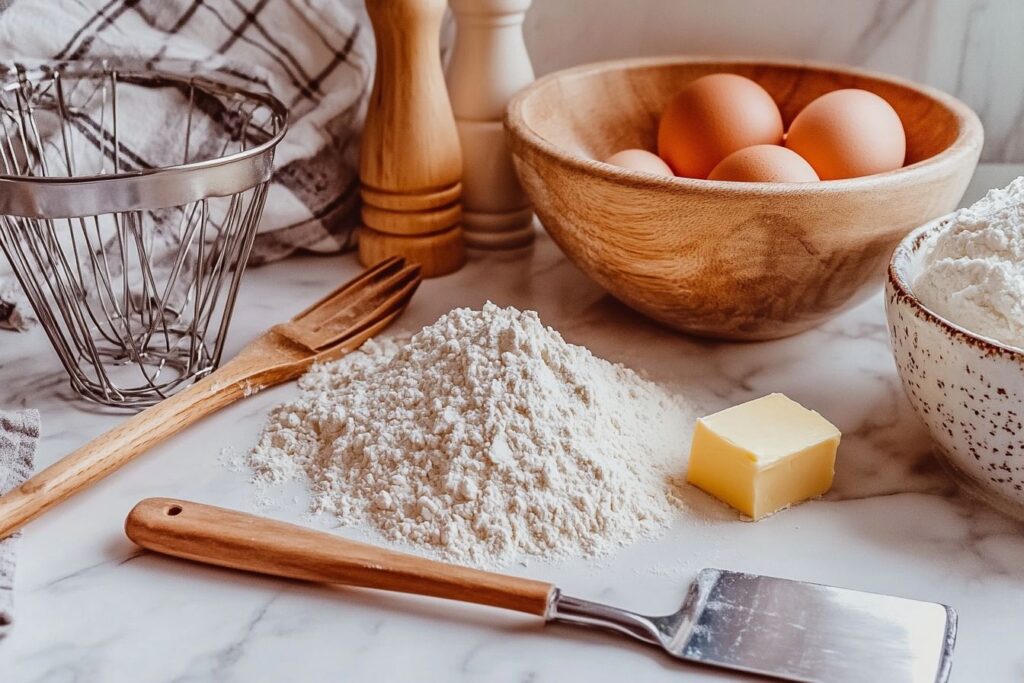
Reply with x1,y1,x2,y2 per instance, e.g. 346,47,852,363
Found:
125,498,556,617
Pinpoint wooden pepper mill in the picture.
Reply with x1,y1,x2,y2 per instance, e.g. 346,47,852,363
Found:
447,0,535,249
359,0,466,277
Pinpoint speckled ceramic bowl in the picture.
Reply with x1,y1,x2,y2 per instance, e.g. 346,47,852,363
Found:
887,216,1024,520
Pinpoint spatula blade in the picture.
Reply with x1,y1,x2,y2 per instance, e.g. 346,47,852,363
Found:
673,569,955,683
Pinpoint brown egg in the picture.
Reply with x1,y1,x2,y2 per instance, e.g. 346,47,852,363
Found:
657,73,784,179
785,89,906,180
708,145,819,183
604,149,674,177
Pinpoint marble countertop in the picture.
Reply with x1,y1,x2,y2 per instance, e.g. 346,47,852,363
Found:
1,164,1023,682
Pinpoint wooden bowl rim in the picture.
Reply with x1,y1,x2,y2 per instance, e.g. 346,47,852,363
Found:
888,216,1024,360
506,55,984,195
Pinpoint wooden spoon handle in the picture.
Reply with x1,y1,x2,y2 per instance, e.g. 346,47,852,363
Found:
0,344,289,540
125,498,556,617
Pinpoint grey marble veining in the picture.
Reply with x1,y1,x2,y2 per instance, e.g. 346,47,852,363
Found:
0,166,1022,681
524,0,1024,162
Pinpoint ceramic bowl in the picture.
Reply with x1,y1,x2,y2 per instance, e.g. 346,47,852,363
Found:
505,56,983,340
887,217,1024,520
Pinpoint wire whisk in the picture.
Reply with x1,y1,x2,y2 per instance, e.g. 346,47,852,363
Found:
0,61,287,409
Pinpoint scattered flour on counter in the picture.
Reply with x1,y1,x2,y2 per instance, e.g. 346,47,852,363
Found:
245,302,695,567
915,176,1024,349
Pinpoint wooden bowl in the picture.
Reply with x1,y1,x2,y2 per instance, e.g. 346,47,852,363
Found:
505,57,983,340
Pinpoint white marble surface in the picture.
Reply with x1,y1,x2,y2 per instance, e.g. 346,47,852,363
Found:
1,164,1023,682
523,0,1024,163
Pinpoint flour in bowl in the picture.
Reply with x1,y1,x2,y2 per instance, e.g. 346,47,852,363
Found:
915,176,1024,350
246,302,694,567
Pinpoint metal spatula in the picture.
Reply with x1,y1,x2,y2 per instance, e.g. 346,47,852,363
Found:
126,498,956,683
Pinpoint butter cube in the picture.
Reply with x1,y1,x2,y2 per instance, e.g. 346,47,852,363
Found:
686,393,840,520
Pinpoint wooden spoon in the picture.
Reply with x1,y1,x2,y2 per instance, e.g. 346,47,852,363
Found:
0,258,422,539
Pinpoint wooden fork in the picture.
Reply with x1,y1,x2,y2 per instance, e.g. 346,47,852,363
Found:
0,257,422,539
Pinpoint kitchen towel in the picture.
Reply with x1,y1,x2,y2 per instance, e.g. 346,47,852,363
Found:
0,0,376,330
0,409,38,639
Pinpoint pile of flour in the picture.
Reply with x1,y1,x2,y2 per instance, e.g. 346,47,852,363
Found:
915,177,1024,349
246,302,693,567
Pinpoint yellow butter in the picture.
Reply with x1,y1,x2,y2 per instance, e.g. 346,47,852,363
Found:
686,393,840,520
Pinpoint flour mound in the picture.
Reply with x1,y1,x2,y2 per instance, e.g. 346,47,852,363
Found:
916,176,1024,349
247,302,692,566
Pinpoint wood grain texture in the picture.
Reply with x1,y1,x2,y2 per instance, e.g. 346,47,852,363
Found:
359,0,464,276
505,57,984,340
361,201,463,235
126,498,556,616
360,183,462,213
0,259,421,539
359,226,467,277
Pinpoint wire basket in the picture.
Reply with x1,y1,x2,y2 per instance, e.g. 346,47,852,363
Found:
0,61,287,409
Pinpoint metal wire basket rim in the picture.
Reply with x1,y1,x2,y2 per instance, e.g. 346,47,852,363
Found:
0,66,289,186
0,66,288,218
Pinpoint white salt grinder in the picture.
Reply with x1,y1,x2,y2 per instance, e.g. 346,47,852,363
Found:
447,0,535,249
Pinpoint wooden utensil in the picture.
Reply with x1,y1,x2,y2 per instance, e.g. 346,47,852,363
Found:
126,497,552,614
358,0,466,277
125,498,957,683
0,258,422,540
505,56,983,340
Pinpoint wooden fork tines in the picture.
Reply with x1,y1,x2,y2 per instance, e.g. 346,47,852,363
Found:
0,259,422,540
272,256,421,354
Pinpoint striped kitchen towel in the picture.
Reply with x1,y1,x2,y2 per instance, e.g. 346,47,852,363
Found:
0,410,37,639
0,0,375,330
